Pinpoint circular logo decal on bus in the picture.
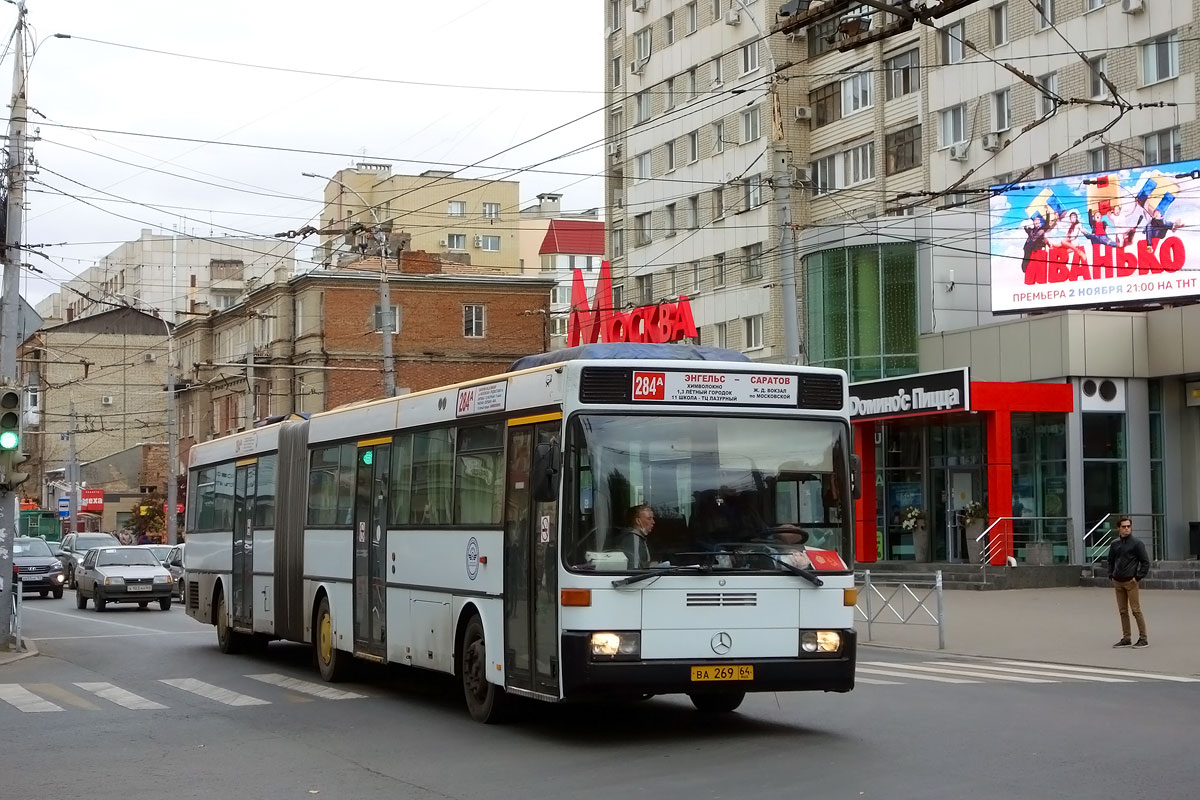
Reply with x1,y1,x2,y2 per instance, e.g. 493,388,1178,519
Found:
466,537,480,581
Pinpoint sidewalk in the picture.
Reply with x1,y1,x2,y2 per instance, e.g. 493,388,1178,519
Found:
0,638,38,666
856,586,1200,676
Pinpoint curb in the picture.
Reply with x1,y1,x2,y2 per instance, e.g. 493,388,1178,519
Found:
0,638,39,666
858,640,1200,678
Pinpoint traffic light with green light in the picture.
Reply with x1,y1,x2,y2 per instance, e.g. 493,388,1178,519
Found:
0,384,29,490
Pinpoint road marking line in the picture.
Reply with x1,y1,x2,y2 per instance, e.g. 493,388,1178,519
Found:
0,684,64,712
856,667,977,684
995,659,1200,683
24,605,178,634
159,678,270,706
933,661,1134,683
856,677,903,685
245,673,367,700
284,694,314,704
75,682,168,710
32,632,211,641
860,661,1056,684
27,683,100,711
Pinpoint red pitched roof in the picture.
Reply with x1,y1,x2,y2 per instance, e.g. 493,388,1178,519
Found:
538,219,605,256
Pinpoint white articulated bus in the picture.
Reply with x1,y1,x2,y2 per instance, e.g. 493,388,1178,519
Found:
184,344,859,722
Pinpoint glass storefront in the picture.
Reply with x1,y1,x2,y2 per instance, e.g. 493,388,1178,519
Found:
1012,413,1071,562
805,243,918,381
1082,411,1128,539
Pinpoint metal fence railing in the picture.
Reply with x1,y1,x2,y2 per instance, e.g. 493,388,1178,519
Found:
1083,513,1165,563
854,570,945,650
7,578,23,651
976,516,1076,569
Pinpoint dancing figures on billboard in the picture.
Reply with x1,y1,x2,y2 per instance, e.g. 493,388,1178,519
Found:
991,160,1198,313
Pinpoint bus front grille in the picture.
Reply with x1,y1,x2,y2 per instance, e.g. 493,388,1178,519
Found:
797,375,844,410
686,592,757,607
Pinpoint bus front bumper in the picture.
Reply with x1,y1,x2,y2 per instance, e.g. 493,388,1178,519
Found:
560,629,857,698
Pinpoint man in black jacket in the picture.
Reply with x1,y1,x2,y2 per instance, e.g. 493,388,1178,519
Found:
1107,517,1151,648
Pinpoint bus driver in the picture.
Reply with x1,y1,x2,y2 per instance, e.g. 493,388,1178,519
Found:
617,504,656,568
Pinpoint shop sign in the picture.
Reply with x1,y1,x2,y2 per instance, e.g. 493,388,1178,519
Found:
849,369,970,421
81,488,104,512
568,260,698,345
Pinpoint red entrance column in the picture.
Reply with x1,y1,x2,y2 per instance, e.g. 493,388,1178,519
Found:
984,409,1014,565
853,421,878,563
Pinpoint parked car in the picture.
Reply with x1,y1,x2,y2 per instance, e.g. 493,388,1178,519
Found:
74,546,174,612
137,544,172,565
165,543,186,600
12,537,67,599
57,532,120,588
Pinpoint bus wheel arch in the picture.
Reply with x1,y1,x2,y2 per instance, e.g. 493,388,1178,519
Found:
312,589,348,682
456,606,508,724
213,580,242,655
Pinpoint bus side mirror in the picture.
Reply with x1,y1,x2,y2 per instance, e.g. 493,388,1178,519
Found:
532,443,562,503
850,454,862,501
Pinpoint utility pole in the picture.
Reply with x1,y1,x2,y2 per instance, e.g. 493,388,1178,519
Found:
67,403,78,536
0,2,28,651
166,233,178,546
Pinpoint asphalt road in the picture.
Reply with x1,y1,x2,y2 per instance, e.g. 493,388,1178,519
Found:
4,592,1199,800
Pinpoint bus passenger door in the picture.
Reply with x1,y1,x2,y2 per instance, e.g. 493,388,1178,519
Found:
232,462,257,629
353,441,391,658
503,420,560,696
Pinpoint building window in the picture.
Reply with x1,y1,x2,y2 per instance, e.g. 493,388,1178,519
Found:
610,108,623,139
686,2,698,33
635,213,652,246
635,91,651,123
1082,410,1128,539
1142,33,1179,85
841,70,873,114
1144,128,1182,165
687,67,697,99
1041,161,1057,179
740,41,759,75
744,315,763,349
712,187,725,218
447,233,466,251
665,76,675,109
1088,55,1108,98
942,22,965,65
691,260,701,292
1033,0,1055,29
611,225,624,258
993,89,1011,131
715,321,727,349
811,82,841,128
991,3,1008,46
635,151,651,182
482,202,500,219
612,283,624,310
844,142,875,185
611,56,622,88
712,55,723,86
551,285,569,304
808,16,839,57
714,253,726,286
885,125,921,175
463,304,486,338
812,154,838,196
712,120,725,154
550,317,567,337
1038,73,1059,116
1088,147,1109,172
743,174,764,209
636,274,653,305
884,50,920,100
688,130,699,162
373,305,401,334
665,12,675,45
666,140,677,172
743,243,763,281
667,267,678,296
741,106,761,143
448,201,466,217
940,104,967,147
665,203,677,236
688,195,699,229
609,0,622,30
480,235,501,251
635,27,652,61
1085,0,1103,10
1148,380,1165,558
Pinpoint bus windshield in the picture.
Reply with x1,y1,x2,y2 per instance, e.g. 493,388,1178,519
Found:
564,414,852,573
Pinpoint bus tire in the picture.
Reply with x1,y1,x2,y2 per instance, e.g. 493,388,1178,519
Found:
215,587,243,655
688,691,745,713
314,595,348,682
460,614,507,724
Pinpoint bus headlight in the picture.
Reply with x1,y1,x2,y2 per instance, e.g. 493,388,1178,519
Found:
589,631,641,660
800,630,841,654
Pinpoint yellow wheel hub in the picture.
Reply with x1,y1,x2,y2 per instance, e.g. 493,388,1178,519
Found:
319,612,332,663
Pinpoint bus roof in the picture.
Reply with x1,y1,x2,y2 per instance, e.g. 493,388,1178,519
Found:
509,344,750,371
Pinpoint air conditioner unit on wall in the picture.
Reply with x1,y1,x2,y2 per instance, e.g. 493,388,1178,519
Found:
101,396,114,406
981,132,1001,151
629,58,646,75
1121,0,1145,14
794,106,813,122
632,0,647,11
949,142,969,161
724,9,741,25
439,239,447,247
473,235,483,248
606,142,622,157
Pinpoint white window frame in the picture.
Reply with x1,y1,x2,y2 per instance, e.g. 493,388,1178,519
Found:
688,195,699,229
884,50,919,100
743,243,763,281
665,76,675,109
551,285,570,305
480,235,501,252
713,253,726,286
1144,128,1182,165
688,130,699,163
635,91,651,123
741,106,761,143
1038,72,1059,117
447,233,467,251
665,12,676,45
1084,0,1103,11
943,22,965,64
1088,146,1109,173
686,2,698,34
448,200,466,217
744,315,763,349
463,304,486,338
843,142,875,186
993,89,1011,132
743,174,763,209
665,203,677,236
712,187,725,219
691,260,701,292
666,140,677,172
712,55,723,86
611,56,622,88
712,120,725,154
1088,55,1108,99
635,213,652,246
609,0,622,31
812,154,838,195
482,202,501,219
1035,0,1054,30
715,321,727,349
991,3,1008,46
635,27,653,62
1142,33,1180,86
841,70,873,115
687,68,696,100
940,104,967,147
635,151,652,182
611,226,624,258
740,42,759,75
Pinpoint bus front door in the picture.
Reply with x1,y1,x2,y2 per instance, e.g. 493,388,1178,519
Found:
503,420,560,697
353,442,391,658
231,462,257,630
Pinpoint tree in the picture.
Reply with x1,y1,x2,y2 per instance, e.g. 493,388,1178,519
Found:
129,491,166,542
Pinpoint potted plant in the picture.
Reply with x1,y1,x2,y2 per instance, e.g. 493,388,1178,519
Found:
962,501,988,564
902,506,929,562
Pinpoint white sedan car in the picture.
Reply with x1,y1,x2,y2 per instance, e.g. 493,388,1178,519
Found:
74,546,175,612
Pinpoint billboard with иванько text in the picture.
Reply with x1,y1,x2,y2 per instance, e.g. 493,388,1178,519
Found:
990,160,1200,313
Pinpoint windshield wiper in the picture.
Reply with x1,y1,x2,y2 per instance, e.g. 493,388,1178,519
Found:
763,554,824,587
611,565,709,588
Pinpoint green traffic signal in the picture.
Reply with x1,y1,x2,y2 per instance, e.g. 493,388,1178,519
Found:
0,430,16,450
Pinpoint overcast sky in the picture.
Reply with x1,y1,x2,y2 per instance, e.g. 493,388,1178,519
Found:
6,0,603,306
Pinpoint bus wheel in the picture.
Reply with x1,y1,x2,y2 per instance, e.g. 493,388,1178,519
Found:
460,614,507,724
688,691,745,713
314,595,348,682
216,589,243,655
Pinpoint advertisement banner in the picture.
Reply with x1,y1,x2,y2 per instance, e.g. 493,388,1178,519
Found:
990,160,1200,313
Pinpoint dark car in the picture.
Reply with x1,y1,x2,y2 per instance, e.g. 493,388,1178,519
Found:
57,532,120,588
74,546,174,612
13,537,67,599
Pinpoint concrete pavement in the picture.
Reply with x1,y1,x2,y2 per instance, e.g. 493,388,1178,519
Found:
856,585,1200,676
0,638,37,665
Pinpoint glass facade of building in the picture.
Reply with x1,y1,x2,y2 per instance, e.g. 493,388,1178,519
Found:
805,243,918,381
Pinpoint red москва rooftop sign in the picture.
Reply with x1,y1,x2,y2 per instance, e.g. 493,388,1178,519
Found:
568,260,698,346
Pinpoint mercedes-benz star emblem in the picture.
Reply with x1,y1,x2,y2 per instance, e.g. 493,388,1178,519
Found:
710,631,733,655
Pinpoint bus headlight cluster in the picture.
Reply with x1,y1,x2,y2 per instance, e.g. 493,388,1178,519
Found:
800,630,841,654
589,631,641,660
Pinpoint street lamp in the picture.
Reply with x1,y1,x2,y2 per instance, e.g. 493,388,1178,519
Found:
303,172,397,397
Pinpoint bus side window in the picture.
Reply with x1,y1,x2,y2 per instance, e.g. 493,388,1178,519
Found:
389,434,413,526
336,443,356,525
307,446,342,526
410,428,454,525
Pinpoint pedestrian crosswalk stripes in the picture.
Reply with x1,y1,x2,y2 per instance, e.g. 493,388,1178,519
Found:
857,666,977,684
0,684,63,712
993,659,1200,683
160,678,271,706
75,682,168,710
933,661,1133,683
859,661,1057,684
246,673,367,700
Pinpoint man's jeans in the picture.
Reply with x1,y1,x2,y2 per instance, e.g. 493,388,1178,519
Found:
1113,579,1147,639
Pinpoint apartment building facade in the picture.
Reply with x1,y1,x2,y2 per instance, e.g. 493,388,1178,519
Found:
538,219,607,349
314,163,521,270
34,229,298,326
